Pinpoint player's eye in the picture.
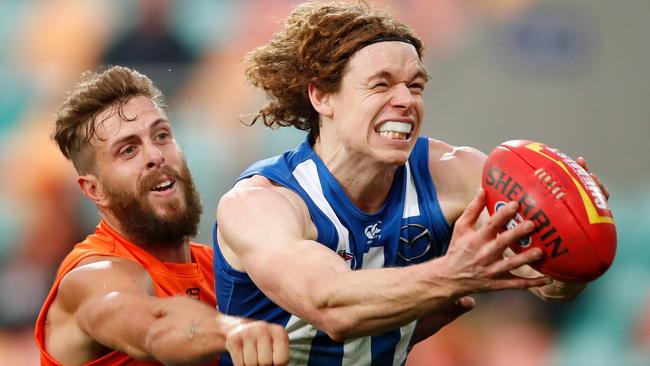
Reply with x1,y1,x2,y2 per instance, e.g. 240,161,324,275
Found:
372,81,390,90
119,145,137,156
155,131,170,141
409,82,424,93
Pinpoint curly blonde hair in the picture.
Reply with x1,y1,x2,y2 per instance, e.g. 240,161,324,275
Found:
244,1,424,138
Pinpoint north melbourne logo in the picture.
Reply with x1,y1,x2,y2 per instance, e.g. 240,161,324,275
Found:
364,221,382,244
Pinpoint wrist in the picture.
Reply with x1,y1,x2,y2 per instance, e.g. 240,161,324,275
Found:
423,257,466,302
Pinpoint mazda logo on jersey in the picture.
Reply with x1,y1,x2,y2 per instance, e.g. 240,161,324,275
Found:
398,224,432,262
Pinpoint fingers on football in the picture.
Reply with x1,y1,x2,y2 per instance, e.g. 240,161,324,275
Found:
487,247,543,276
490,273,551,291
456,189,485,230
578,157,609,200
491,219,535,253
590,173,610,200
482,201,520,237
577,156,588,171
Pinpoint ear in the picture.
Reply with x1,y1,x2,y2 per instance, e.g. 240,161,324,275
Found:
308,80,333,118
77,174,109,208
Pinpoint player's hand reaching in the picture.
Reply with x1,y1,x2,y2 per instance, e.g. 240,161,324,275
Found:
518,156,606,302
226,320,290,366
439,189,550,295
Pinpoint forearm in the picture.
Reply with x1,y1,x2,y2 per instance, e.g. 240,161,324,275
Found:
78,293,233,365
282,258,462,341
144,311,237,365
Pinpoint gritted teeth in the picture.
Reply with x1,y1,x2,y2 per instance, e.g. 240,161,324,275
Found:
379,131,408,140
376,121,413,134
376,121,412,140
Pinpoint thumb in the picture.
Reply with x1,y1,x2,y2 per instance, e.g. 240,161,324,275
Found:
448,296,475,319
456,295,476,310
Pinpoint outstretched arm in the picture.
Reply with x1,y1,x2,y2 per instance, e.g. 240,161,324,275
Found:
47,257,288,366
217,179,548,342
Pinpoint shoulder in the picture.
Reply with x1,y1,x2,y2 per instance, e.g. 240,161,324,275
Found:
219,175,308,220
427,138,486,173
426,138,487,221
56,257,154,313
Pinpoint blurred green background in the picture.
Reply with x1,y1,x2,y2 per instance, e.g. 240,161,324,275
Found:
1,0,648,365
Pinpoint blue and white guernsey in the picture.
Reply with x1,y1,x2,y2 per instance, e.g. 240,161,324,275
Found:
214,136,452,366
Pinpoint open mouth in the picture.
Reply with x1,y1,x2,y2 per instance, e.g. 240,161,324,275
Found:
376,121,413,140
151,179,176,193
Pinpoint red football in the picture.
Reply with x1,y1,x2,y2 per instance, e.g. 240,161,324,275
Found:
482,140,617,282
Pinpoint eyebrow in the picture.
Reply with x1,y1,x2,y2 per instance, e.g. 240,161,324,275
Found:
110,118,170,148
365,68,427,82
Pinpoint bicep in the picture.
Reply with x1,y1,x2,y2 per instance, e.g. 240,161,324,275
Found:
429,141,488,225
60,259,158,359
217,187,351,314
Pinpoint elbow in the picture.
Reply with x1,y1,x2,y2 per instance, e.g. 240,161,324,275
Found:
309,307,359,342
295,278,364,341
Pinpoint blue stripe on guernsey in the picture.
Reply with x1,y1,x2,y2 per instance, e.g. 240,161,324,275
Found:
371,329,400,366
214,137,452,365
307,330,343,366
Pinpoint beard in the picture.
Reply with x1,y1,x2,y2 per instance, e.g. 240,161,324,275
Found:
103,161,202,249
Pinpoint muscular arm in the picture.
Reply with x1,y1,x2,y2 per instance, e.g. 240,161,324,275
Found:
46,257,288,366
217,178,547,342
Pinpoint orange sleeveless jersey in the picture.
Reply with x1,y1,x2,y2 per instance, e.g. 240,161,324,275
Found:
34,221,217,366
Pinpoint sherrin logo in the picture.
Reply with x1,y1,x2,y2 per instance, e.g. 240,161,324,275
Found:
525,143,614,225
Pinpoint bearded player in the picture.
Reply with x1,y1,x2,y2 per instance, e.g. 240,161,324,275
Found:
35,66,289,366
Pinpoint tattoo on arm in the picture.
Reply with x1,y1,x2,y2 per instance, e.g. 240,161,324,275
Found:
186,319,200,340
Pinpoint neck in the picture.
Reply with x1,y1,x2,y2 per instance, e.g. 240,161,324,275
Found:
313,138,398,213
100,213,192,263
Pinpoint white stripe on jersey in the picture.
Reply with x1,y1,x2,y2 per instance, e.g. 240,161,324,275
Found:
403,162,421,218
286,315,317,365
343,336,372,365
393,320,417,366
363,246,385,269
396,162,419,363
292,160,355,362
290,159,417,365
293,160,351,256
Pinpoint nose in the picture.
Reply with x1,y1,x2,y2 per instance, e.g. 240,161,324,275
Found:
390,83,416,110
145,143,165,169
